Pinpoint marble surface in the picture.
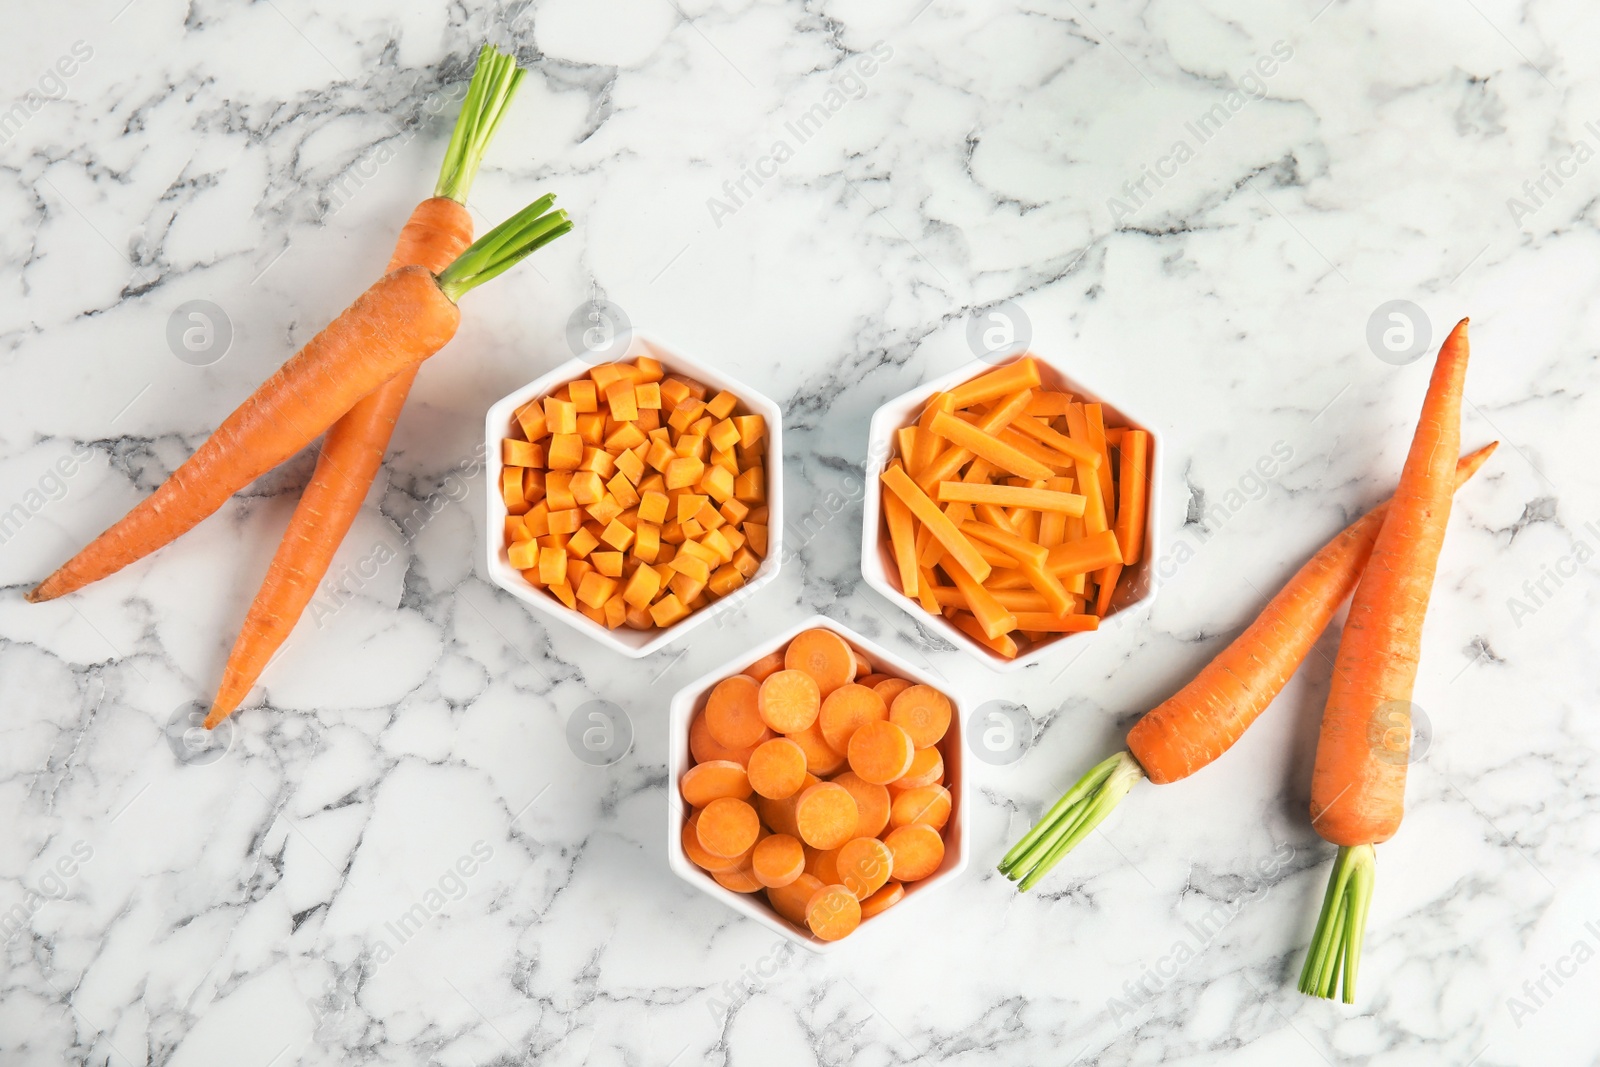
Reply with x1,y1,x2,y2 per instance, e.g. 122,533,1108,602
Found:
3,0,1600,1063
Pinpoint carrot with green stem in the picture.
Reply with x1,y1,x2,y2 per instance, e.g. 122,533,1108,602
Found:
998,438,1496,892
204,45,521,727
28,195,571,604
1299,318,1473,1003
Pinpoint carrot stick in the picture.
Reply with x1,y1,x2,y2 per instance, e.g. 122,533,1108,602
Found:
1000,438,1496,892
881,464,990,583
205,46,522,726
935,481,1085,514
946,357,1040,408
882,486,921,599
29,194,569,605
1113,429,1149,565
1300,318,1474,1003
928,411,1054,480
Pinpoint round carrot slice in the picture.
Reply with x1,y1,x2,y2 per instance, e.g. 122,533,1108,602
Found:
831,772,891,838
682,813,743,872
890,785,951,831
852,652,874,678
805,883,862,941
847,720,916,785
752,834,805,888
872,677,913,707
856,673,891,689
804,846,840,885
714,862,764,893
706,675,766,748
794,782,859,850
890,684,953,749
836,837,892,900
890,747,944,791
697,796,760,857
755,774,816,838
680,760,752,807
745,649,786,682
784,628,855,696
689,711,761,766
884,823,945,881
747,738,807,799
767,873,823,925
785,721,846,776
859,880,905,918
818,683,889,755
757,669,821,733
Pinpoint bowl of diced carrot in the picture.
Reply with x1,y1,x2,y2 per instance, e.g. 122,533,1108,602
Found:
484,335,783,657
667,617,967,951
862,354,1160,671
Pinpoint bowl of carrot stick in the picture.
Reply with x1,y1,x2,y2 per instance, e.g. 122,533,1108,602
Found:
667,617,968,951
484,334,783,657
861,354,1161,670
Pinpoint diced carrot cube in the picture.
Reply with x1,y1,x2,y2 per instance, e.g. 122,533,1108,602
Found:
733,467,765,503
708,563,745,597
731,547,760,578
522,469,546,505
693,500,724,530
592,551,625,577
606,381,638,422
649,593,690,627
675,434,707,461
722,525,746,553
501,467,529,515
505,515,530,542
639,490,669,524
539,546,568,586
646,440,677,473
580,447,615,478
701,528,735,564
669,552,710,583
547,508,583,536
524,502,551,538
544,397,577,434
503,439,541,467
567,557,594,590
612,446,645,485
634,382,662,409
569,471,604,506
601,519,635,551
744,523,768,557
588,363,627,393
699,465,735,503
667,399,706,434
678,539,718,566
719,499,750,525
549,580,577,609
544,472,574,511
548,433,584,470
603,593,627,629
604,421,647,452
680,517,704,540
575,413,606,446
734,415,765,449
665,456,705,491
676,493,706,525
515,400,548,440
710,448,739,475
632,522,661,562
634,356,664,383
586,493,623,527
705,390,737,420
566,525,600,558
508,540,538,570
607,473,639,509
669,571,706,603
660,378,691,408
623,564,661,607
567,379,598,413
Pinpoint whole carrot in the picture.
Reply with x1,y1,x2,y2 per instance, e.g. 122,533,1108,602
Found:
28,196,570,603
1299,318,1473,1003
998,440,1496,891
205,45,520,728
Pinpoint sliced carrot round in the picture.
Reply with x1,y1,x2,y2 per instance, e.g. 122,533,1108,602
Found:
757,669,821,733
830,771,891,838
804,846,840,884
859,880,905,918
856,673,891,689
872,677,913,706
689,711,761,766
752,834,805,888
680,760,752,807
714,862,764,893
747,738,807,799
784,628,855,696
794,782,859,850
847,720,916,785
852,652,874,678
890,747,944,791
818,683,889,755
805,883,862,941
890,784,951,831
767,873,823,925
785,721,847,776
744,649,786,682
890,684,953,749
705,675,766,748
682,813,743,872
755,774,817,838
884,823,945,881
697,796,760,857
836,837,893,900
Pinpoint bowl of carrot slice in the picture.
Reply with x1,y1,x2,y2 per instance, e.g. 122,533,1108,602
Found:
484,335,783,657
862,354,1161,670
667,617,967,951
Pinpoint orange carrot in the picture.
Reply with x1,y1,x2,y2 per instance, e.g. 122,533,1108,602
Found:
805,884,862,940
831,771,891,838
859,880,905,918
758,669,822,734
706,674,766,748
680,760,752,806
836,837,893,900
30,192,570,606
794,782,859,850
846,720,916,786
697,796,761,857
883,823,944,881
746,738,808,799
767,873,824,925
817,683,888,755
889,784,952,831
1001,438,1498,892
1300,318,1474,1003
783,628,856,697
751,834,805,888
888,684,952,749
891,747,944,790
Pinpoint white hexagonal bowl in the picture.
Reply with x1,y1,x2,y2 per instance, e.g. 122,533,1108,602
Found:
484,333,784,658
666,615,968,953
861,353,1162,672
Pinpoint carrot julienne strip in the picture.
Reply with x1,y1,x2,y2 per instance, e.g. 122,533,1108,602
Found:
935,481,1086,514
880,464,991,582
928,412,1054,480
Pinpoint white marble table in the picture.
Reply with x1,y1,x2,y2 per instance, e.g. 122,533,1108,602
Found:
4,1,1599,1063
